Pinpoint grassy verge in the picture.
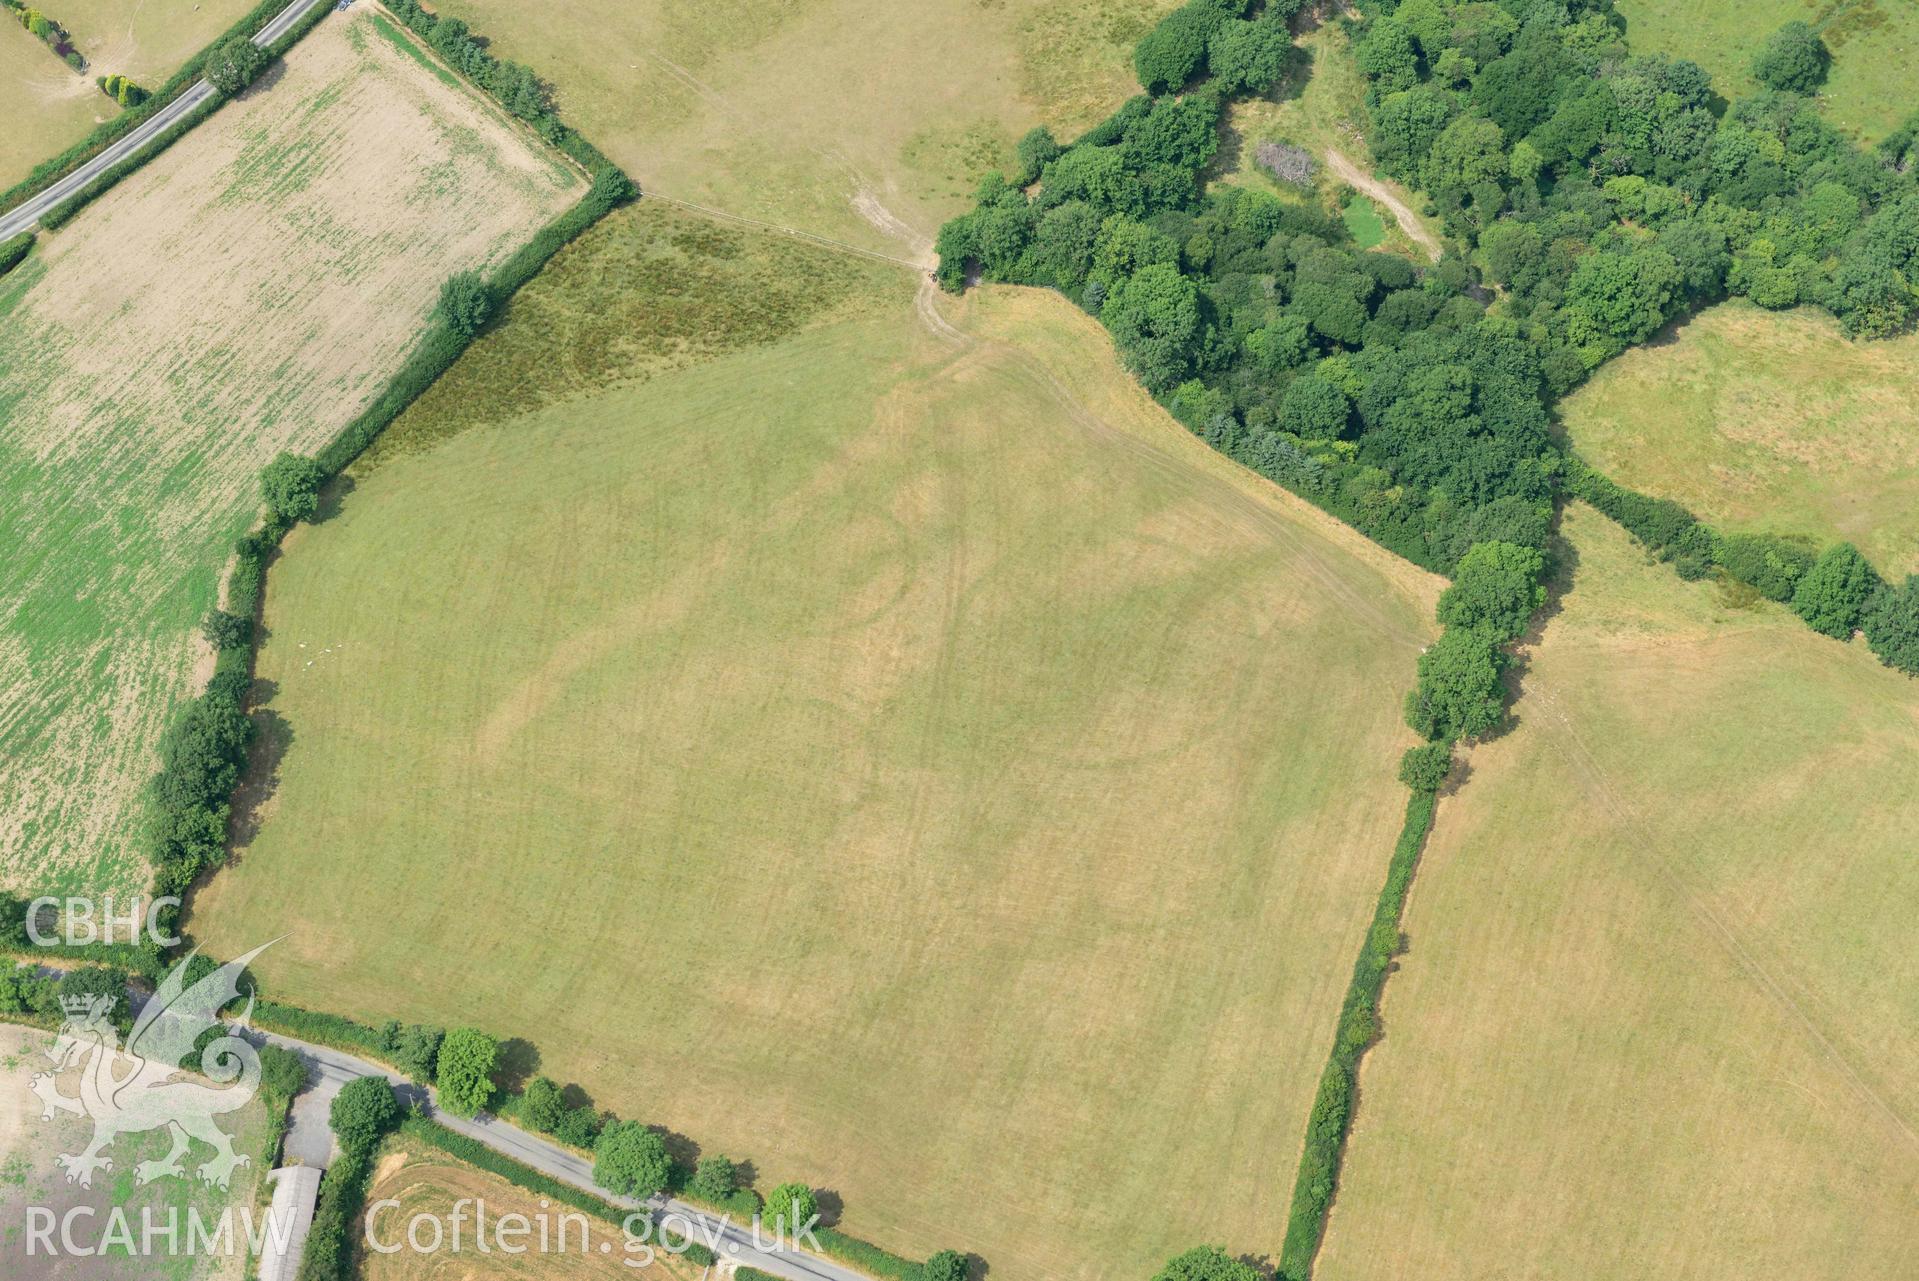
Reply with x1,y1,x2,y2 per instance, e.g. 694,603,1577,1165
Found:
395,1114,717,1266
815,1228,929,1281
1279,787,1438,1281
0,0,301,215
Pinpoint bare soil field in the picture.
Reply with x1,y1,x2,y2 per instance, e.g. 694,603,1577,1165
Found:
0,1022,272,1280
0,0,257,189
0,5,581,896
1317,504,1919,1281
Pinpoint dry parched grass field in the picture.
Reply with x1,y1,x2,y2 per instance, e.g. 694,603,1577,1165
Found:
362,1147,705,1281
1318,504,1919,1281
191,205,1442,1276
1562,302,1919,576
0,0,258,189
416,0,1182,253
0,6,582,896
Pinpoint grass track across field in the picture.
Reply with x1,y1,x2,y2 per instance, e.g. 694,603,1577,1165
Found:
190,202,1442,1278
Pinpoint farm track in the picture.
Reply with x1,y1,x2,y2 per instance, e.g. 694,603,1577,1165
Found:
1324,148,1441,262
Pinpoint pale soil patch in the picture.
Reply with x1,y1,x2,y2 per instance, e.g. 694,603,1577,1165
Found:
0,21,109,188
1318,504,1919,1281
0,6,581,896
0,1021,271,1281
1562,301,1919,575
1323,148,1439,261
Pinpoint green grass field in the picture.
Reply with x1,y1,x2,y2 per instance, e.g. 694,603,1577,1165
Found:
410,0,1179,255
189,201,1442,1278
1616,0,1919,141
1317,503,1919,1280
1561,302,1919,576
0,0,258,189
0,8,580,897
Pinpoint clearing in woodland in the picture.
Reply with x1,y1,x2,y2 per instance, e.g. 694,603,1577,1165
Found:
1317,503,1919,1281
410,0,1181,253
0,0,257,188
0,5,582,896
1561,302,1919,576
189,200,1441,1279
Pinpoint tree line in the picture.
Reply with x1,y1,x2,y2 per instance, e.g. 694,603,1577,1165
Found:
936,0,1919,676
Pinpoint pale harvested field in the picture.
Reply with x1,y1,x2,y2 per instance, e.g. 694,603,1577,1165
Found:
1318,504,1919,1281
363,1147,706,1281
192,253,1442,1277
417,0,1180,253
0,0,258,189
1563,302,1919,577
0,6,581,896
0,1021,272,1280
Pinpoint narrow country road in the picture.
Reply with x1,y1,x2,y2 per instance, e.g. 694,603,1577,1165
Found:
0,0,333,241
247,1029,870,1281
1324,147,1442,262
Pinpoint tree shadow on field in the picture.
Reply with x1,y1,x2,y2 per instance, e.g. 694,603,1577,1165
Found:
1233,1252,1278,1281
811,1189,843,1228
653,1124,701,1174
226,699,293,854
239,58,289,100
494,1037,541,1093
1494,519,1583,739
312,474,356,525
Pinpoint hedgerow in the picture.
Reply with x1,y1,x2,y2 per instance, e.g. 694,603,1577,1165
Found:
940,0,1915,677
40,95,223,229
395,1115,717,1266
1278,788,1435,1279
0,232,32,276
814,1229,932,1281
0,0,296,217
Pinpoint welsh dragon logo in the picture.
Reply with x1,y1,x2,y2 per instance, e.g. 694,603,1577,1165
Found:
30,941,277,1189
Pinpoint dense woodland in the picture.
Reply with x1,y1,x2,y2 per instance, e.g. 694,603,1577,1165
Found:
939,15,1919,1268
936,0,1919,683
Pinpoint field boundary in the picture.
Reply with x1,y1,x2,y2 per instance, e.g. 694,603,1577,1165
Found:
0,0,327,222
1278,788,1436,1279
